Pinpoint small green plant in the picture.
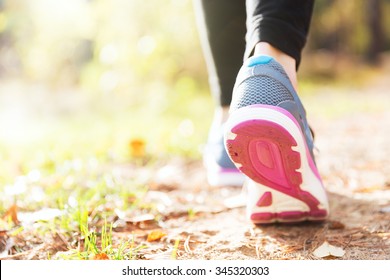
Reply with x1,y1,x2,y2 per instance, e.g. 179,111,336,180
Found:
171,238,181,260
57,211,146,260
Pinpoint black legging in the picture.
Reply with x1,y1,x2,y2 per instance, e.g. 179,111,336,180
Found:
194,0,314,107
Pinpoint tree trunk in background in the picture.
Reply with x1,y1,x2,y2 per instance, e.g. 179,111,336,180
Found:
366,0,384,64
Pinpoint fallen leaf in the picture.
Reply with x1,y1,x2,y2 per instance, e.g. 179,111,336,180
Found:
313,241,345,258
147,230,167,242
148,182,177,192
92,253,110,260
129,139,146,158
328,220,345,230
2,204,19,225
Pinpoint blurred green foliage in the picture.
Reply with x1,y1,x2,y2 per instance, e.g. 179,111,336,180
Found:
0,0,208,92
0,0,214,164
1,0,389,90
310,0,390,59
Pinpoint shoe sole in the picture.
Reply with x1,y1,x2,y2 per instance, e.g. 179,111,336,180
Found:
225,105,329,223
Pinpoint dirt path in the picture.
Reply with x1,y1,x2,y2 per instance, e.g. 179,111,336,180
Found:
129,79,390,260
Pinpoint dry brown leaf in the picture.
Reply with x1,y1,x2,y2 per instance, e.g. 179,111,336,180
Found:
148,182,177,192
2,204,19,225
147,230,167,242
92,253,110,260
328,220,346,230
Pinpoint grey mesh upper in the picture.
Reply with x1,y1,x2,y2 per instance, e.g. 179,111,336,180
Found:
231,57,301,111
229,55,316,159
231,76,294,110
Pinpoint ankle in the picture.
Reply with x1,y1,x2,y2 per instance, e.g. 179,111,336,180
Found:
253,42,298,91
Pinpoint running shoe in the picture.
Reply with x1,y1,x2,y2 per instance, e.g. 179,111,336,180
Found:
204,120,245,187
224,55,329,223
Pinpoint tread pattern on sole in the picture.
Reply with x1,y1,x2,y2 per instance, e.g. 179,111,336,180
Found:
226,118,328,223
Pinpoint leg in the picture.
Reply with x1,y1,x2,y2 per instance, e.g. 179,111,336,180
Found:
245,0,314,66
245,0,315,90
193,0,246,108
194,0,246,186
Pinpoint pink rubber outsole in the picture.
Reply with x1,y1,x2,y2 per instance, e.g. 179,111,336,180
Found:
226,113,328,223
250,210,328,224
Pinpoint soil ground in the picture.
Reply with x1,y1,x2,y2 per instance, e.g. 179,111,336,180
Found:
131,74,390,260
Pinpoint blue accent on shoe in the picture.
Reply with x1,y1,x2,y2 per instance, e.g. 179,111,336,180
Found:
214,133,237,169
206,126,237,169
203,121,245,186
246,55,273,67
